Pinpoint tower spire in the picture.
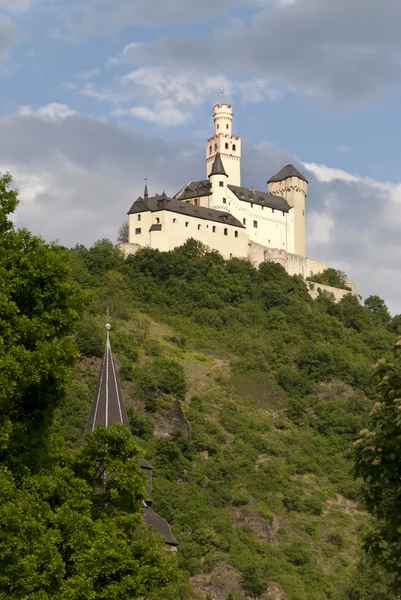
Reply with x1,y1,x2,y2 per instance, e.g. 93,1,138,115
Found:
144,178,149,200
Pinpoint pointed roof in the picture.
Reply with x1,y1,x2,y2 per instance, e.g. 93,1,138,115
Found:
87,322,178,547
87,324,129,432
210,152,228,177
268,164,308,184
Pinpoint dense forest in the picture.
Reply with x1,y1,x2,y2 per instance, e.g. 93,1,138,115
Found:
2,172,401,599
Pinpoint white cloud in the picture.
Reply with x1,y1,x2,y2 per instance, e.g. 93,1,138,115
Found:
0,13,18,60
115,103,192,126
18,103,78,120
106,43,145,67
78,63,279,127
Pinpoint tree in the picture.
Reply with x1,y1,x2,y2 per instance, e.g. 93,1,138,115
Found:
354,338,401,590
0,172,83,471
117,221,129,244
364,295,391,325
0,425,179,599
308,268,351,290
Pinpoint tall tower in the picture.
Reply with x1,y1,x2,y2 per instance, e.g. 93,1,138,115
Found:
206,104,241,186
268,164,308,257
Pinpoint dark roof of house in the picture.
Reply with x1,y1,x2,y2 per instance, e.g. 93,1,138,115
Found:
87,330,130,432
228,185,292,213
142,505,179,546
128,194,245,228
88,324,178,547
268,163,308,184
173,180,211,201
210,152,228,177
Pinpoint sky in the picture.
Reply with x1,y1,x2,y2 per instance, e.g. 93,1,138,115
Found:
1,0,401,313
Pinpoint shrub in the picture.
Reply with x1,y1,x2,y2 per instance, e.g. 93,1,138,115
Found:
75,318,104,357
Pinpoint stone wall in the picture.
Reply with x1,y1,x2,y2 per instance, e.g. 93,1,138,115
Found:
306,281,355,302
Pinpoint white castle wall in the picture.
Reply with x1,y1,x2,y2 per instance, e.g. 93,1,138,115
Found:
306,281,354,302
208,176,294,254
128,209,249,260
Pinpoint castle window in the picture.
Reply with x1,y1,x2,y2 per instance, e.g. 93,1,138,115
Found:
194,198,199,206
209,146,212,154
303,210,305,215
235,231,238,238
212,226,216,233
217,124,219,129
224,228,228,236
272,209,275,213
214,144,217,150
233,144,236,151
156,217,160,223
251,203,253,208
225,143,229,149
243,218,246,225
253,221,258,228
223,198,226,204
135,228,141,235
198,224,201,230
230,253,232,258
185,222,189,227
137,214,141,221
226,124,229,129
173,218,176,223
219,181,224,187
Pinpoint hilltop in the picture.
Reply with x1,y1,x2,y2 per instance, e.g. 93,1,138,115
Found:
59,238,400,600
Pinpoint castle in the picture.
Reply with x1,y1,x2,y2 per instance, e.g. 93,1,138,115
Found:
119,102,355,299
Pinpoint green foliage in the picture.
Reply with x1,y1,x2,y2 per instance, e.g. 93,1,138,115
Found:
308,268,351,290
0,172,83,471
17,228,398,600
74,317,104,357
133,357,187,411
126,406,155,440
0,426,179,599
354,339,401,591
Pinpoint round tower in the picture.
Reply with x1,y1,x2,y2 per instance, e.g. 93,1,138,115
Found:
208,152,228,210
268,164,308,257
206,103,241,186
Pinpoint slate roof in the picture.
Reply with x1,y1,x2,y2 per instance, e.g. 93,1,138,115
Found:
173,180,211,201
228,185,292,213
210,152,228,177
128,193,245,229
268,163,308,184
87,327,129,432
87,323,178,547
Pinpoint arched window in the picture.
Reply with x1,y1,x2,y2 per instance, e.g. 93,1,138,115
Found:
138,214,141,221
185,222,189,227
156,217,160,224
212,226,216,233
224,228,228,236
225,143,229,149
235,231,238,238
173,218,176,223
198,224,201,230
233,144,236,151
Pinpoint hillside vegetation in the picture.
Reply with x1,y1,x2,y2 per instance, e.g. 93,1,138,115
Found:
61,238,401,600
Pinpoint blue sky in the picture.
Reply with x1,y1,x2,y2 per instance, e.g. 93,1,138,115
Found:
1,0,401,312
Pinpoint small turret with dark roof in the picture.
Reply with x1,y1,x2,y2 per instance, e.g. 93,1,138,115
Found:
268,163,308,184
209,152,228,177
87,320,178,549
